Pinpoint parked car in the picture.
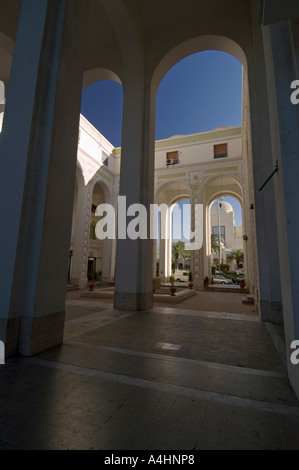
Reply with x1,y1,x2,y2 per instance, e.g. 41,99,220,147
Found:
174,271,189,282
212,275,233,285
232,273,245,284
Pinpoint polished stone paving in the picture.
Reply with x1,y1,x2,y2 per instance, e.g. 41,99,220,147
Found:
0,298,299,450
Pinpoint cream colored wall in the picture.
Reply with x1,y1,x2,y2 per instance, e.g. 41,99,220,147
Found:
154,129,241,170
78,118,242,179
79,115,117,173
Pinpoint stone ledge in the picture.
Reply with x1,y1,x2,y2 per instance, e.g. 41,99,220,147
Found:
81,287,196,304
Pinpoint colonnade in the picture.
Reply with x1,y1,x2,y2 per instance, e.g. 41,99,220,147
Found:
0,0,298,396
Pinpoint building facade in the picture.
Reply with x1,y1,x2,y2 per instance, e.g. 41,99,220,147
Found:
0,0,298,398
71,117,247,289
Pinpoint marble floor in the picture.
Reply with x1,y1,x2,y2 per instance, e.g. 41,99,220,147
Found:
0,295,298,450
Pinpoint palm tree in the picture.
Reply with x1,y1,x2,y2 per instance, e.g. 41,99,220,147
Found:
172,241,189,270
211,233,220,254
226,249,244,269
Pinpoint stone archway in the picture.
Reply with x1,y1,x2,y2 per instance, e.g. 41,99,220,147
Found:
155,180,191,281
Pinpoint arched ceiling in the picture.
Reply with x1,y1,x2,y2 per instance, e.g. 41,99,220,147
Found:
0,0,255,89
0,1,22,41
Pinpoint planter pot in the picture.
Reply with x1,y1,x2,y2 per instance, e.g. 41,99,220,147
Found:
170,287,176,296
189,283,193,289
240,283,245,289
89,283,95,291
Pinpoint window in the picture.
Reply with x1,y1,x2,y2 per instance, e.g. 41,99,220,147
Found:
102,150,109,167
214,143,227,159
212,225,226,242
166,151,179,166
90,224,96,240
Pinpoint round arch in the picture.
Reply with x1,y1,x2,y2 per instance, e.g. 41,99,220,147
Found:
155,179,191,206
151,34,247,95
90,177,112,205
203,175,243,205
200,174,245,277
155,179,191,280
83,68,122,89
207,191,243,208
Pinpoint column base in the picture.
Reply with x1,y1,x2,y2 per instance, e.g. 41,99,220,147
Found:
114,291,153,311
259,299,271,322
1,311,65,358
259,300,283,324
19,311,65,356
79,277,88,289
0,316,21,358
270,301,283,324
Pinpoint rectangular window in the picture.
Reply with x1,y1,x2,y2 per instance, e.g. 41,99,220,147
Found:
166,151,179,165
214,143,227,159
102,150,109,167
212,225,225,242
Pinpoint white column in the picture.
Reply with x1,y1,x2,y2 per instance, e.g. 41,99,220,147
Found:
262,20,299,397
71,183,90,288
152,240,156,278
190,187,203,290
0,0,52,355
0,0,89,356
113,68,156,310
102,237,112,281
247,13,283,324
159,228,167,281
166,207,173,279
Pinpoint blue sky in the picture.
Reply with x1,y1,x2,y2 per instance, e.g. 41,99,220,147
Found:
81,50,242,146
155,50,242,140
81,50,243,226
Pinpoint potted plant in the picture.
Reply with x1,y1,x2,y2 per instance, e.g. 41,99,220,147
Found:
156,261,160,277
169,274,176,296
188,271,193,289
239,279,246,289
204,276,209,288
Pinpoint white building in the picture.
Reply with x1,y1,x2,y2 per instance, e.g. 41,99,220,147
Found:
210,200,243,269
70,116,246,287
